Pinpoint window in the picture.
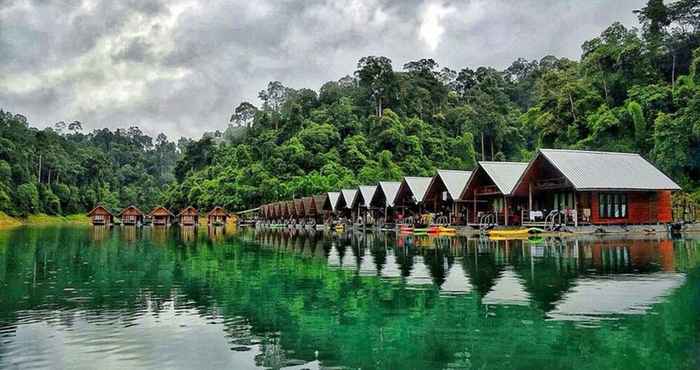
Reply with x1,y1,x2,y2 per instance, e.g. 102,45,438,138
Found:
553,192,574,210
599,193,627,218
492,198,504,212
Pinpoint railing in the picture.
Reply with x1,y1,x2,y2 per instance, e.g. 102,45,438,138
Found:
475,185,500,195
478,212,496,231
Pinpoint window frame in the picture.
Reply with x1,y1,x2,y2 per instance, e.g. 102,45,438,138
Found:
598,192,627,219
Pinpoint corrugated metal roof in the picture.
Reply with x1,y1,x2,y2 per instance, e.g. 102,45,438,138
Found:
479,161,529,195
358,185,377,208
436,170,472,199
340,189,357,209
327,192,340,211
539,149,681,191
378,181,401,206
403,177,433,203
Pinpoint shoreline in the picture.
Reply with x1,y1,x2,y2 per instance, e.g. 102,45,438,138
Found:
0,212,89,229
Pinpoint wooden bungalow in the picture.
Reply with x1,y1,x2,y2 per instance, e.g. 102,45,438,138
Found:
178,206,199,226
423,170,472,225
287,200,297,220
149,206,175,226
313,194,331,223
337,189,358,221
276,202,284,220
207,206,229,225
394,177,433,220
87,205,113,226
294,199,305,221
511,149,680,226
302,197,317,221
118,205,144,225
460,162,528,225
370,181,401,224
327,192,341,215
351,185,378,224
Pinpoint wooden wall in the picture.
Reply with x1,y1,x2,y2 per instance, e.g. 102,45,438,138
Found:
589,191,672,225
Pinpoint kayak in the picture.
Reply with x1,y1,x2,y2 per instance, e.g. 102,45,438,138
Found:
488,228,544,237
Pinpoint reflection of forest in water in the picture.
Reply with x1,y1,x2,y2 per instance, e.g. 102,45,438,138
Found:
0,226,698,370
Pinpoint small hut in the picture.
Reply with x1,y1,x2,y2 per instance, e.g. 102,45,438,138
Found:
178,206,199,226
149,206,175,226
207,206,228,225
118,205,144,225
294,199,305,219
287,201,297,219
87,205,113,226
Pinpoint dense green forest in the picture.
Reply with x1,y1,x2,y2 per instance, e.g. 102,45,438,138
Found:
1,0,699,216
0,113,180,216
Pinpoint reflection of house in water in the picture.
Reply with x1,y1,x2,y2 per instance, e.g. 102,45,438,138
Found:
89,225,110,241
120,225,139,242
405,256,433,287
207,226,225,242
548,272,685,321
482,267,531,306
440,259,473,295
180,226,196,242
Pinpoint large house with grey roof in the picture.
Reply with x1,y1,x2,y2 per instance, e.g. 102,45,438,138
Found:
510,149,680,226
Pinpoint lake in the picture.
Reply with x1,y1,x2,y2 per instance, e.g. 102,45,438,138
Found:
0,225,698,369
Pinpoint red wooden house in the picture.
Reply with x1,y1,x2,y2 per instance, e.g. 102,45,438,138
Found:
178,206,199,226
423,170,472,225
207,206,228,225
394,177,432,219
149,206,175,226
118,205,144,225
370,181,401,223
460,162,528,225
87,205,113,226
511,149,680,226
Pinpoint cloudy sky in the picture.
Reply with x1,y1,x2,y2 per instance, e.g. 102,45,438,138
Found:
0,0,644,139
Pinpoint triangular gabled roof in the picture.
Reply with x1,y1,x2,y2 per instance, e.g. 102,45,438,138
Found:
177,206,198,217
207,206,228,217
294,199,305,215
374,181,401,207
434,170,471,200
313,194,328,213
473,161,528,196
118,205,144,217
340,189,358,209
402,176,432,203
533,149,681,191
87,204,113,217
149,206,175,217
327,192,341,212
302,197,316,215
286,201,296,216
354,185,377,208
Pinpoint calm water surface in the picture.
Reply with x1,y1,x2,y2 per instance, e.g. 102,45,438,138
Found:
0,226,698,369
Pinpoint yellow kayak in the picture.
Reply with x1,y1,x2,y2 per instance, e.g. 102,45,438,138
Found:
488,228,544,238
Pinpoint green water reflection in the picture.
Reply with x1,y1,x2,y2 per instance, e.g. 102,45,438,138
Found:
0,226,698,369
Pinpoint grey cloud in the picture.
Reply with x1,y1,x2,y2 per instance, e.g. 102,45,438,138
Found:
0,0,645,139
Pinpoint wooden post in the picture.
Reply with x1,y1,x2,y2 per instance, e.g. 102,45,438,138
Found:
504,196,509,226
573,191,578,228
528,182,533,211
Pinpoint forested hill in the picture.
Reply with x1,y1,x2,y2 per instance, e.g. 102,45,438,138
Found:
0,115,181,216
1,0,699,217
165,0,700,211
